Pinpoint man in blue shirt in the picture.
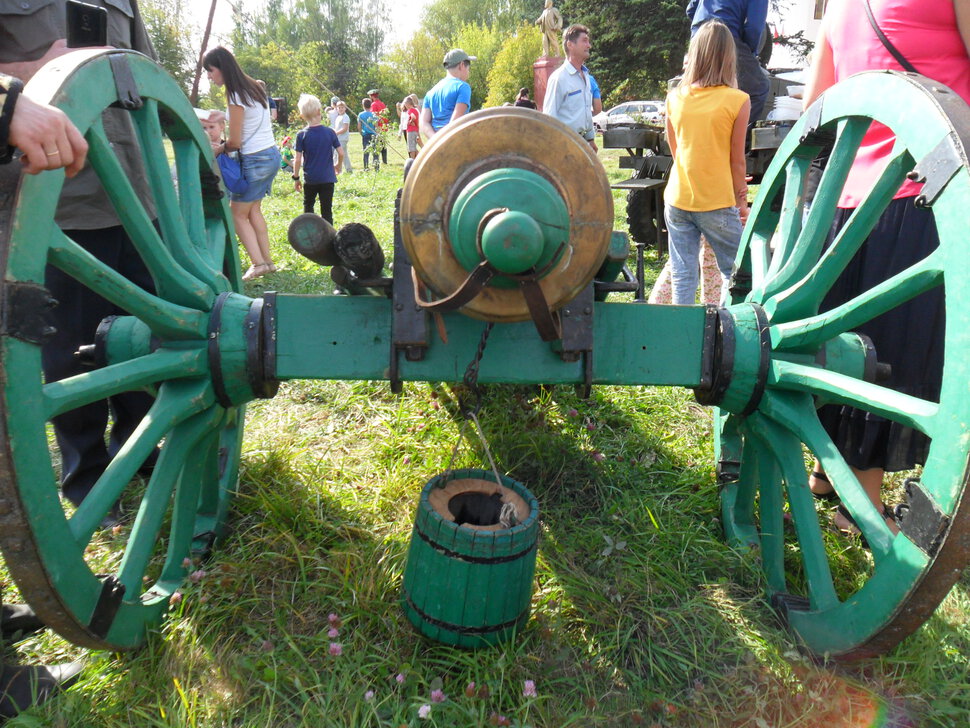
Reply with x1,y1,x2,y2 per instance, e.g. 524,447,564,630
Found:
542,24,596,151
687,0,769,124
420,48,475,139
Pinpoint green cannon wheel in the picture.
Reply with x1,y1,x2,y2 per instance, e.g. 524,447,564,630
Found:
0,50,249,649
716,71,970,659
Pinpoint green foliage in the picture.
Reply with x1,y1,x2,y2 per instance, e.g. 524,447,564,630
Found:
452,23,505,110
380,31,449,101
230,0,388,101
560,0,688,101
485,24,542,108
234,41,334,125
420,0,544,40
141,0,194,92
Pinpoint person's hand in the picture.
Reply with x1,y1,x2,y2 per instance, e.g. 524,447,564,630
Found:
587,139,598,153
739,200,750,224
334,164,341,176
10,94,88,176
294,178,302,192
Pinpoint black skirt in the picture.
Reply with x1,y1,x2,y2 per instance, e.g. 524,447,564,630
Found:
816,196,944,472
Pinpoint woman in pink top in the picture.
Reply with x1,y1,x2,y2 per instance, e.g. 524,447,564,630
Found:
803,0,970,530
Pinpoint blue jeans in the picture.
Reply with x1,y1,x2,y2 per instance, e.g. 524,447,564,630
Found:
232,145,281,203
664,204,742,305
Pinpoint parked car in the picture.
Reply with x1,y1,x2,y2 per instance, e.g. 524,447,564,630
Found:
593,100,664,133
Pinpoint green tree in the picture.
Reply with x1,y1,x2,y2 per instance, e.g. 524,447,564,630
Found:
420,0,544,41
560,0,688,102
451,23,504,110
233,41,335,125
381,31,449,97
484,24,541,108
141,0,194,91
231,0,388,100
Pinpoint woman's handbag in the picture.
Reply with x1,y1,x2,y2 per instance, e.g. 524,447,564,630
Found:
217,151,249,195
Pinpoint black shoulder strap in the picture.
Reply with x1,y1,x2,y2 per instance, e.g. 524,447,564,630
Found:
862,0,918,73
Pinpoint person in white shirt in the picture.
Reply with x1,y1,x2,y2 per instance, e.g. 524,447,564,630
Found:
203,46,281,280
542,24,597,151
332,100,352,173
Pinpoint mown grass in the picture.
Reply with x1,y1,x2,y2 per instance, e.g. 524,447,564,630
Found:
4,134,970,727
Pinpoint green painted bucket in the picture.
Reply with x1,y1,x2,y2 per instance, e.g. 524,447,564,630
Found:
401,468,540,648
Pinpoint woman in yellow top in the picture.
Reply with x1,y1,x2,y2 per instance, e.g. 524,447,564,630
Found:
664,19,750,305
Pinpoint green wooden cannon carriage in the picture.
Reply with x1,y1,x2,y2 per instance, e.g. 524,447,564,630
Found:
1,49,968,661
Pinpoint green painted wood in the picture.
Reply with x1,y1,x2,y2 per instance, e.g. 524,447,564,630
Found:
401,469,539,648
717,71,970,659
274,296,708,387
0,50,243,650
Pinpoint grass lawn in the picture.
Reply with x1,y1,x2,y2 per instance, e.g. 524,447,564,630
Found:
4,132,970,727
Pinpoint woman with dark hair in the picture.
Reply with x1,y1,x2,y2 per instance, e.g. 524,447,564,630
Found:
203,46,280,280
513,87,536,109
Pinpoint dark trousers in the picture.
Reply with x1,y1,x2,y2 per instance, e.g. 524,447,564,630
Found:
361,133,380,170
303,182,335,224
42,225,156,507
735,36,770,127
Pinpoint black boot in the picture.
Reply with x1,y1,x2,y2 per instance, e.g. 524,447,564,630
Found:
0,662,83,719
0,605,44,643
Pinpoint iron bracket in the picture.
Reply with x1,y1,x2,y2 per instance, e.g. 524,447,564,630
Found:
909,133,963,208
109,53,143,110
88,575,125,639
797,100,835,150
390,191,428,393
896,478,950,557
0,281,58,344
559,284,594,397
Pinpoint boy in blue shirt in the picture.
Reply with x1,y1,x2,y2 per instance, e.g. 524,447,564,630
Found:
419,48,475,139
358,98,380,171
293,94,343,223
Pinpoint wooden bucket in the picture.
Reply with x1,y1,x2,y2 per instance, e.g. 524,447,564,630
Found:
401,468,539,648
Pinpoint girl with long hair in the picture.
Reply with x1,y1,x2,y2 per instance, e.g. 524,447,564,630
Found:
203,46,281,280
663,19,750,305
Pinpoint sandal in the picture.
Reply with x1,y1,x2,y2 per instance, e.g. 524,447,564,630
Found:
809,470,839,502
242,262,272,281
835,503,896,549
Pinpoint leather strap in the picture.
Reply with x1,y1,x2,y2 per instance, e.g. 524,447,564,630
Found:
862,0,918,73
412,262,496,313
519,277,561,342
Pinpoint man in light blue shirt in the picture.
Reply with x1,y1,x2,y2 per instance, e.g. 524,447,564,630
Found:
420,48,475,139
542,24,596,151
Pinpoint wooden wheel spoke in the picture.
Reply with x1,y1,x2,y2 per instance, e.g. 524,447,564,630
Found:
771,250,943,350
769,360,938,436
762,118,871,299
117,407,223,595
759,393,895,561
85,121,213,310
742,416,786,593
68,380,214,544
159,427,221,584
131,101,220,290
762,157,811,284
48,229,207,341
768,147,912,320
748,401,841,609
43,348,206,420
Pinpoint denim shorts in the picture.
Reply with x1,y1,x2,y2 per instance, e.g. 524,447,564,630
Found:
231,145,281,203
